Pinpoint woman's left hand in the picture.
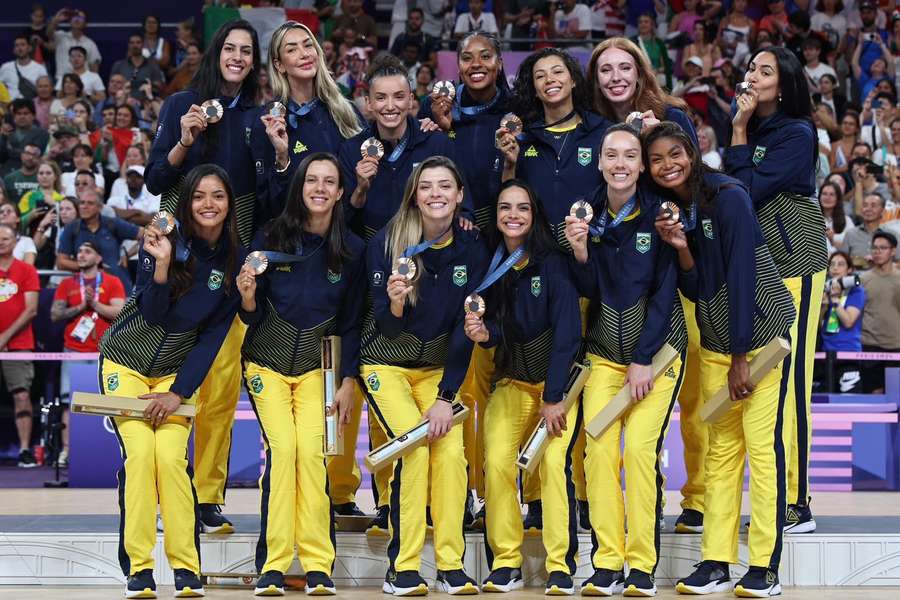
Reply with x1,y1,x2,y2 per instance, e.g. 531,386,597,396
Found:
732,86,758,129
625,362,654,401
424,399,454,441
330,378,357,434
140,391,183,427
419,117,442,133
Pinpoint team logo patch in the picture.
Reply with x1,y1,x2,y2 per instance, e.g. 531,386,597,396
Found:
293,140,308,154
752,145,767,166
106,373,119,392
665,366,676,379
577,147,592,167
702,219,714,239
276,265,291,272
327,270,341,284
207,269,224,291
0,278,19,302
372,271,384,287
531,276,542,297
249,374,264,394
244,127,251,146
636,232,652,254
141,255,152,271
448,129,456,139
255,159,264,175
366,372,381,392
524,145,538,158
452,265,468,287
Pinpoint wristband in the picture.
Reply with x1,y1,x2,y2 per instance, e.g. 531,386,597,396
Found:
436,389,455,403
275,158,290,174
178,139,192,148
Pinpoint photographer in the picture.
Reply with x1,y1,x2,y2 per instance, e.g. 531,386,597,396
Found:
820,252,866,393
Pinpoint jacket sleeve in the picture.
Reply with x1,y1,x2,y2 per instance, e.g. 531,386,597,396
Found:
441,134,475,221
717,188,758,354
134,246,172,325
567,243,602,299
542,259,583,403
723,122,815,208
337,251,366,379
632,242,679,365
169,292,239,398
368,237,406,338
146,93,189,198
677,262,700,302
338,136,360,223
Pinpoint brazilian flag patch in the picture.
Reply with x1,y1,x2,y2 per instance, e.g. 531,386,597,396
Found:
208,269,224,291
453,265,468,287
249,375,264,394
577,147,592,167
366,372,381,392
106,373,119,392
636,232,651,254
327,270,341,284
531,276,542,297
752,145,766,166
702,219,714,240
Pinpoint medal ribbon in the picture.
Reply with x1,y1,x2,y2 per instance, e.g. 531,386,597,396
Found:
287,98,319,129
591,195,637,237
682,202,698,233
258,236,326,265
401,226,453,259
474,245,525,294
451,84,501,120
386,128,410,163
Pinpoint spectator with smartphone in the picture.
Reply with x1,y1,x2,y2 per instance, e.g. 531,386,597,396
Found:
0,99,50,176
851,156,891,216
32,196,78,273
110,34,165,100
47,9,102,77
17,158,63,226
2,143,42,206
0,35,48,102
860,230,900,392
56,46,105,104
0,222,40,468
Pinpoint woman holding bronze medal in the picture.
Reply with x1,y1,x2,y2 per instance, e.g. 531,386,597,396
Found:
145,19,262,533
250,22,364,223
464,180,581,595
563,124,687,597
646,122,796,597
360,156,489,596
235,153,365,597
98,164,245,599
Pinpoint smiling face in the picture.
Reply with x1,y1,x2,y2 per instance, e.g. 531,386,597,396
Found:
533,55,575,109
302,160,342,218
596,47,637,107
115,106,133,128
647,136,694,192
415,166,463,222
745,51,780,104
458,36,500,94
191,175,230,231
275,27,318,84
496,185,533,245
219,28,254,88
600,130,643,193
367,74,411,132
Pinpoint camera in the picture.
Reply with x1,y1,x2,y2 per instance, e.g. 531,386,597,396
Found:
825,274,859,293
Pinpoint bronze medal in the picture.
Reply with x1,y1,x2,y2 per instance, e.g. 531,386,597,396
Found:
150,211,176,235
736,82,752,96
245,251,269,275
267,101,287,118
392,257,417,281
659,201,680,222
500,113,522,135
464,293,485,317
201,99,224,123
360,137,385,160
432,80,456,100
570,200,594,223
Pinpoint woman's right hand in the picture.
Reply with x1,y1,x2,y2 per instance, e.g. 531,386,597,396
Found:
142,225,172,264
464,312,490,343
355,156,379,193
564,215,590,263
261,114,289,161
495,126,519,165
387,273,413,312
654,214,688,250
38,208,57,229
179,104,207,147
237,264,257,302
431,95,453,131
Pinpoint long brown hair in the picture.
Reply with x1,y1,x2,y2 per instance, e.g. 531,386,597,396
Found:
588,37,687,121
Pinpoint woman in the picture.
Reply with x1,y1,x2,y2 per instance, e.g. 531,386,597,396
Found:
361,156,488,596
588,37,698,146
699,125,722,169
469,180,581,595
683,20,722,75
829,110,860,173
0,202,37,264
32,196,78,273
71,99,96,144
92,105,141,187
237,153,364,596
98,164,244,599
811,0,847,53
339,55,465,242
647,122,796,597
813,74,847,122
62,144,105,196
146,19,260,533
414,64,435,102
564,124,687,597
251,21,363,224
725,46,829,534
717,0,756,67
498,48,611,248
165,43,201,97
18,159,64,226
821,251,864,352
142,15,172,72
50,73,85,123
819,181,848,254
34,75,55,130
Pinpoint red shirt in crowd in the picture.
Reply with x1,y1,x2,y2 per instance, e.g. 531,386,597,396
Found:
53,271,126,352
0,259,40,351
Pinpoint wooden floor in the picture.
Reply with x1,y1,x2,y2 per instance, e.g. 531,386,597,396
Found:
0,586,895,599
1,488,899,517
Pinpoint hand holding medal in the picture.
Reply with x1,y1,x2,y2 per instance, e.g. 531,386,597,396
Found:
461,244,526,336
200,99,224,123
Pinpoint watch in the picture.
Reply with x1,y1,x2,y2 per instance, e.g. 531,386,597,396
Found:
436,389,455,403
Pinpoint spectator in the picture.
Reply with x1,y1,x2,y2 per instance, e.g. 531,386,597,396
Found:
47,9,101,77
414,64,436,102
49,73,85,123
590,0,626,41
859,230,900,392
717,0,756,67
821,251,866,392
673,56,712,120
336,47,369,98
68,99,96,146
669,0,707,79
0,99,50,175
397,40,424,89
0,35,48,102
47,126,79,173
322,39,340,74
699,125,723,168
91,105,140,187
390,9,440,69
0,223,40,468
760,0,790,36
803,37,838,92
2,143,41,206
56,46,105,104
32,196,78,272
632,12,672,89
550,0,592,51
841,192,897,267
851,156,891,217
56,189,141,289
171,18,200,74
51,240,126,467
23,4,52,75
820,180,850,253
813,73,847,121
454,0,499,39
110,145,147,200
419,0,454,38
831,109,860,173
0,203,36,264
810,0,847,54
333,0,378,48
17,158,62,226
506,0,546,50
683,20,722,75
61,144,105,197
92,73,127,128
852,35,895,100
141,15,172,73
33,75,54,130
853,1,890,76
110,33,165,100
106,165,158,275
164,42,201,97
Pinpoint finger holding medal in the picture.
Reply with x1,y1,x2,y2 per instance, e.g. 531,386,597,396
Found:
463,311,489,343
387,272,414,316
355,137,383,197
564,210,591,264
178,104,208,148
237,262,258,309
143,214,173,265
430,84,454,132
261,102,289,169
496,113,522,173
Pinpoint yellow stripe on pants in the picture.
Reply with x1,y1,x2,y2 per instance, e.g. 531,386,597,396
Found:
678,294,707,513
244,362,336,574
483,378,580,574
101,358,200,576
699,346,789,568
193,315,246,505
326,384,364,505
783,271,826,507
361,365,467,572
583,353,684,573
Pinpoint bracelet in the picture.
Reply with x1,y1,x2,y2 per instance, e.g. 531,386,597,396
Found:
178,139,192,148
275,158,290,174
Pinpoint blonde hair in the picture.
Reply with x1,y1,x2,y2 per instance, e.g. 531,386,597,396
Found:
268,22,362,139
38,158,62,193
385,156,465,307
698,125,718,152
587,37,687,121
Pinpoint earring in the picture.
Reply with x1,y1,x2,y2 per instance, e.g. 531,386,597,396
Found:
778,93,783,103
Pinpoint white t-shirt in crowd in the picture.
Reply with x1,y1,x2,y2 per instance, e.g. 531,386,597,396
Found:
56,69,105,99
805,62,837,87
61,169,106,197
555,5,593,51
0,60,48,100
454,12,499,36
14,235,37,261
702,151,723,170
107,189,160,256
53,31,102,76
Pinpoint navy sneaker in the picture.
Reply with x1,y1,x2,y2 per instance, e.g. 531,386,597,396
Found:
125,568,156,599
523,500,542,534
198,503,234,534
580,568,624,596
783,504,816,534
383,570,428,596
436,569,478,595
368,505,390,537
305,571,336,596
254,570,285,596
173,569,204,597
675,561,732,595
734,567,781,598
675,509,704,534
481,567,524,593
545,571,574,596
333,502,366,517
622,569,655,597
